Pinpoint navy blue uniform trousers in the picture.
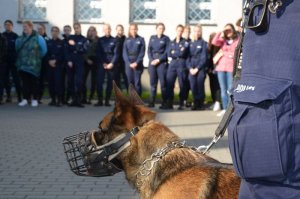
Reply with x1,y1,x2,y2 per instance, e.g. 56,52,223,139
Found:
228,1,300,198
148,62,168,101
189,69,206,102
48,64,63,99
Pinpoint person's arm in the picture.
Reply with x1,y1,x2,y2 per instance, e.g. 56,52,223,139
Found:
122,39,130,65
158,36,170,62
37,35,47,57
212,32,225,47
111,39,119,65
147,36,154,62
197,41,208,70
136,37,145,65
96,39,104,64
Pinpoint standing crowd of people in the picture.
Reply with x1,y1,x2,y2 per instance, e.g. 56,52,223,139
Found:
0,19,241,115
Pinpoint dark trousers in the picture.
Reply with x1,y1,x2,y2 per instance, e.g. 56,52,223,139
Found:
4,59,21,101
19,71,39,101
183,69,191,101
0,62,7,100
125,64,143,96
166,60,187,103
148,62,168,102
38,59,48,101
67,57,84,102
82,61,97,101
96,66,114,100
208,71,221,103
48,65,63,101
189,69,206,102
114,61,128,90
62,63,68,102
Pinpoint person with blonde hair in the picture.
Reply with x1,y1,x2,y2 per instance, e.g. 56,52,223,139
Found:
187,24,208,110
15,21,47,107
122,23,145,96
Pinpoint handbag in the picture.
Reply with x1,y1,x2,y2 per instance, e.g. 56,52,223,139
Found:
213,49,223,65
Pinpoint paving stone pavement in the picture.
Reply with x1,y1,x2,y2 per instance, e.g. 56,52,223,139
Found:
0,102,232,199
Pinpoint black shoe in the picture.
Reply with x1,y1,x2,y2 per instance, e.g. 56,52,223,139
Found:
56,100,62,107
38,100,43,104
76,103,85,108
81,99,88,104
185,101,192,108
68,101,77,107
105,100,111,107
148,102,155,108
94,101,103,107
48,101,56,106
86,100,92,105
6,97,12,103
177,105,184,110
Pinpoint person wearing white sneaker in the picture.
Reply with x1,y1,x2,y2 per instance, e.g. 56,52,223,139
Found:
18,99,28,106
213,101,221,112
15,21,47,108
31,100,38,107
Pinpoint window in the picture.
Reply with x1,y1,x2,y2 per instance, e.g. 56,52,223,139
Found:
19,0,47,21
75,0,104,23
187,0,214,24
130,0,157,23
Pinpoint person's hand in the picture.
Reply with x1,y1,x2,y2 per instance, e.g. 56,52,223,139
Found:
103,63,108,69
221,31,225,38
68,61,73,68
68,40,75,46
151,59,160,66
87,59,93,65
130,62,138,69
49,60,56,67
190,68,199,75
106,63,113,70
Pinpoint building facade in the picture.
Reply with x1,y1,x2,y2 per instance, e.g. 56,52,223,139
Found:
0,0,243,64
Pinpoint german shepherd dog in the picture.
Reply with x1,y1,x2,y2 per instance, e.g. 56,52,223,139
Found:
77,84,240,199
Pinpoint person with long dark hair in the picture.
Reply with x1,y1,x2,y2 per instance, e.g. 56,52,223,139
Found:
147,22,170,108
122,23,145,96
16,21,47,107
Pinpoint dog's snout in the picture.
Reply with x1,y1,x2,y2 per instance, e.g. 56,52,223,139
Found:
90,130,101,146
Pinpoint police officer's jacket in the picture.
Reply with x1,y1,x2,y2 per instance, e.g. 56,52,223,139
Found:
47,38,65,65
167,38,189,61
187,38,208,70
148,34,170,64
122,35,145,65
97,35,119,65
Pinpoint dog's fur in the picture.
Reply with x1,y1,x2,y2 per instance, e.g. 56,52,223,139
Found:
90,83,241,199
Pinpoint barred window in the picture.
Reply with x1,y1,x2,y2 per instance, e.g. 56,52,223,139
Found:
187,0,214,24
75,0,104,23
130,0,157,23
19,0,47,21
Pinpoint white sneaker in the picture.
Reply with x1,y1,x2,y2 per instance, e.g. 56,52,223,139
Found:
18,99,28,107
213,101,221,112
31,100,38,107
217,110,226,117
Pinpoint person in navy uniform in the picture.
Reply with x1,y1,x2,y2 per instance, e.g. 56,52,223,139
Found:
183,25,192,108
228,1,300,198
163,24,189,110
95,23,118,107
114,24,128,91
37,23,50,103
65,22,88,107
0,29,8,105
122,23,145,96
82,26,98,105
187,24,208,111
147,23,170,108
62,25,72,104
46,26,64,107
2,20,21,103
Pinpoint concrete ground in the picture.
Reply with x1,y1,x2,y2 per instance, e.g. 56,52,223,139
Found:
0,101,231,199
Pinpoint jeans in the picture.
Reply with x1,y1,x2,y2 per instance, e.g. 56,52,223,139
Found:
217,71,232,110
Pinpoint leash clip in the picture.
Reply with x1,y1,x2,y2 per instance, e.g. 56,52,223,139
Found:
197,135,221,154
268,0,282,14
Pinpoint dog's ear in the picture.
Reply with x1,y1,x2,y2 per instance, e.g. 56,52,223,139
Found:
128,84,144,106
113,81,131,117
137,106,157,125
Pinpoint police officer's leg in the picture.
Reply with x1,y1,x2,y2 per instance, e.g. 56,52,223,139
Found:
197,69,206,109
157,63,168,108
3,63,11,102
121,63,128,90
89,61,97,103
148,65,158,107
55,64,63,107
133,65,143,96
114,63,121,88
104,69,114,106
165,63,177,109
47,66,56,106
177,65,187,110
82,61,90,104
66,65,75,105
0,63,5,104
95,64,105,106
74,58,85,107
38,60,47,103
9,61,22,102
184,69,191,107
125,65,134,88
189,73,198,110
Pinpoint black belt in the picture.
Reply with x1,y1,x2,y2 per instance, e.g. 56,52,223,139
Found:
128,52,137,56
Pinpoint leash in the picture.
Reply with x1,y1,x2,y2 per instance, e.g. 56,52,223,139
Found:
197,0,283,154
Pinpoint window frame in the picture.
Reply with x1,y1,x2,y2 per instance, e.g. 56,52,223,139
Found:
18,0,48,22
74,0,105,24
129,0,158,24
186,0,217,26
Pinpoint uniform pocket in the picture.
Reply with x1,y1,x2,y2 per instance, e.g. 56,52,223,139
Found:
228,75,293,180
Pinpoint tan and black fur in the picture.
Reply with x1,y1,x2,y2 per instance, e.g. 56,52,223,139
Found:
89,83,241,199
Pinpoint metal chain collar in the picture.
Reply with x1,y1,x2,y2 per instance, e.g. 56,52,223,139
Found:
135,141,198,189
